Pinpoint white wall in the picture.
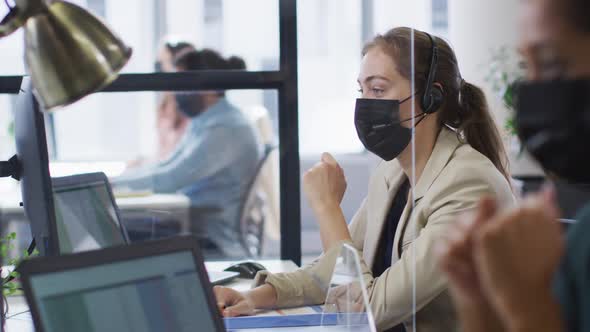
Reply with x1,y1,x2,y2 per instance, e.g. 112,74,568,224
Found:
54,0,159,160
166,0,204,47
374,0,431,34
448,0,542,175
448,0,519,131
297,0,364,155
223,0,279,71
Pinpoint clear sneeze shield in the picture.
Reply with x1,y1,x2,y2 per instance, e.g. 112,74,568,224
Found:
320,243,377,332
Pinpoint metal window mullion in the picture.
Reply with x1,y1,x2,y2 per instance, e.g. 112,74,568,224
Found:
102,71,284,92
278,0,301,266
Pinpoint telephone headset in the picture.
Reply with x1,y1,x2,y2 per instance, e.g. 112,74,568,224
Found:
369,31,443,131
422,31,444,114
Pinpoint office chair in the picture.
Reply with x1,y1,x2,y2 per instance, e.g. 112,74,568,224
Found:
243,105,280,241
238,144,277,257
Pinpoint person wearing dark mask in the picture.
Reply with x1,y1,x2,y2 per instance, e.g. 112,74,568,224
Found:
155,39,195,72
114,48,263,258
439,0,590,331
154,38,195,162
214,27,515,332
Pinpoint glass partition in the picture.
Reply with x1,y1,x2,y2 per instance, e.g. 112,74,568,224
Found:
0,0,280,75
321,243,376,332
52,89,279,260
296,14,421,330
0,88,281,261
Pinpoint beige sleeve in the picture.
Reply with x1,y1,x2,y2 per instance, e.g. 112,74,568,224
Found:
255,173,511,330
252,198,369,308
360,174,514,330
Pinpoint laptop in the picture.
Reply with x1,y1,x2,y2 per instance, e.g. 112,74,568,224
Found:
18,236,226,332
52,172,129,254
19,236,377,332
51,172,238,285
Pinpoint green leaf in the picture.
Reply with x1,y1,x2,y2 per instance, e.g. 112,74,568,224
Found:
505,116,518,136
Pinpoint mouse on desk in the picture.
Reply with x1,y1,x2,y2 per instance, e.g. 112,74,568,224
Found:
224,261,266,279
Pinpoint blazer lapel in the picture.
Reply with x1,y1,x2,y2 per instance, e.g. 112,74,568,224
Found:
392,128,463,259
413,128,462,201
362,160,406,267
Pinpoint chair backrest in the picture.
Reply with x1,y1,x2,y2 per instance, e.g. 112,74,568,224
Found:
242,105,280,240
237,144,277,257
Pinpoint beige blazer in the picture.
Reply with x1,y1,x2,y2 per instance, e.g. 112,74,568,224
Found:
254,128,515,332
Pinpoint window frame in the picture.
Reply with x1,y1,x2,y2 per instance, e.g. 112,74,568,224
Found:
0,0,301,265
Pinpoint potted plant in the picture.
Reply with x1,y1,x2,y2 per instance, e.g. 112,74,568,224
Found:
485,46,523,137
485,46,544,178
0,232,38,322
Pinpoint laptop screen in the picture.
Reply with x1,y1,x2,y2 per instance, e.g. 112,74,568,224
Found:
27,250,218,332
53,179,126,253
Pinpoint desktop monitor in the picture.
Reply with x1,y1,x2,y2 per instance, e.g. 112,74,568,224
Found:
14,77,59,256
18,236,225,332
52,172,129,254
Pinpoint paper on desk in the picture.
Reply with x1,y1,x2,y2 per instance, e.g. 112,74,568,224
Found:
224,306,325,330
113,189,154,198
253,305,322,317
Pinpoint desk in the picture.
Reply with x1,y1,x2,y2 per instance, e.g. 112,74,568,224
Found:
0,191,192,235
115,193,191,234
5,259,298,331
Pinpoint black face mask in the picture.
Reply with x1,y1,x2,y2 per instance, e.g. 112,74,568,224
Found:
175,92,205,118
515,79,590,183
354,96,426,161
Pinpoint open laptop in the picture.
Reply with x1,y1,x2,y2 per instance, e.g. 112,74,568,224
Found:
19,236,377,332
52,172,238,285
18,236,226,332
52,172,129,254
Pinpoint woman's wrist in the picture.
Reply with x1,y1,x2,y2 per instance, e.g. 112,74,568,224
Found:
311,202,352,250
245,284,278,310
311,200,341,216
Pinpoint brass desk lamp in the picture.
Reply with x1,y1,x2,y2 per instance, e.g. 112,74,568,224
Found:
0,2,131,328
0,0,132,110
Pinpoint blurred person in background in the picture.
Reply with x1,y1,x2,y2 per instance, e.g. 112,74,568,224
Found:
115,48,263,258
155,39,195,161
439,0,590,330
129,38,195,168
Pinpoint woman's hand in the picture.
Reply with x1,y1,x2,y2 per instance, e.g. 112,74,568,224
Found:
303,152,351,250
213,286,256,317
303,152,347,211
213,284,278,317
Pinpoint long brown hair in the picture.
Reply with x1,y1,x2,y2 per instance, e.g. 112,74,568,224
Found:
363,27,510,182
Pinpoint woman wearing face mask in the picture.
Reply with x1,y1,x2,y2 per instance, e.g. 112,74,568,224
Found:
214,27,515,332
114,49,263,258
439,0,590,331
127,39,195,166
154,39,195,161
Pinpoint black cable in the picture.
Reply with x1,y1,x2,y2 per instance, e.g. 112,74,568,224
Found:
6,309,30,320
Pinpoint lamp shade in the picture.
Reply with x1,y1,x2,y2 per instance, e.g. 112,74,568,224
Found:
0,0,132,110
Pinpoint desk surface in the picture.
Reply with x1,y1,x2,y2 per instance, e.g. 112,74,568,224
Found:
5,259,298,331
0,192,190,216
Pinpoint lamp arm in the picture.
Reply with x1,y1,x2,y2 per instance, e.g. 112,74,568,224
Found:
0,0,46,37
0,154,22,180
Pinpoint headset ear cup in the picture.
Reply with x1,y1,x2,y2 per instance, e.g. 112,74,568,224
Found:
425,86,444,114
